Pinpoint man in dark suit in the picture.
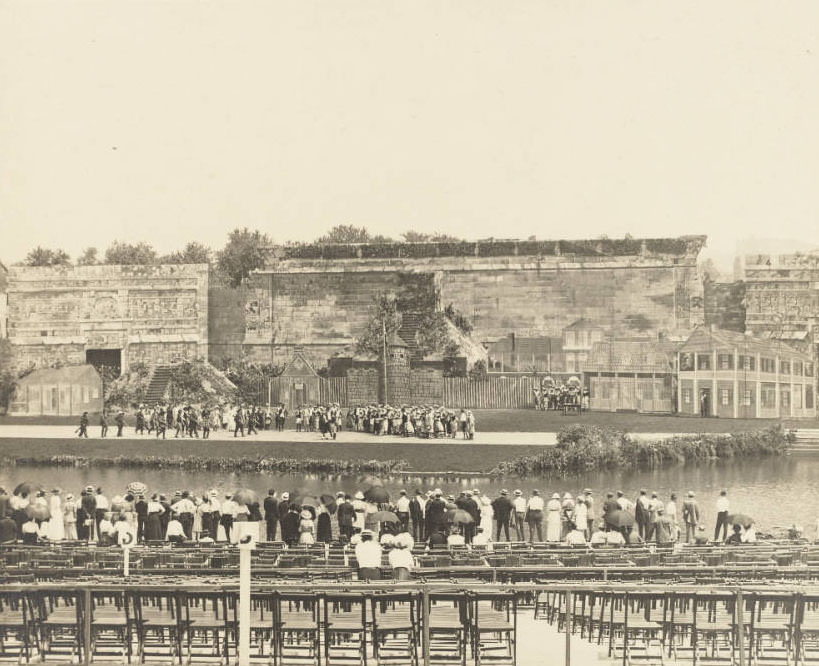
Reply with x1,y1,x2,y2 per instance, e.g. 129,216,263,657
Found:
263,489,278,541
424,491,446,538
409,490,425,541
491,490,514,542
336,495,356,541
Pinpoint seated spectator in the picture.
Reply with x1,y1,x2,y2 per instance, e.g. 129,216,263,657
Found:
428,530,448,549
0,516,17,543
166,516,186,544
694,525,709,546
565,527,587,546
21,518,39,545
605,530,626,546
589,528,607,546
446,527,465,546
741,524,757,544
725,524,743,545
626,529,644,545
472,527,493,550
388,533,416,580
354,529,382,581
98,513,116,546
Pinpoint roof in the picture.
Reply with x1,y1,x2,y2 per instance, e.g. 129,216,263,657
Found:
584,340,674,373
679,327,814,361
17,364,101,385
563,318,601,331
279,351,319,377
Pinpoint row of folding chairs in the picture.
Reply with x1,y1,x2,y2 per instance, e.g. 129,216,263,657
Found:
535,588,819,665
0,587,517,666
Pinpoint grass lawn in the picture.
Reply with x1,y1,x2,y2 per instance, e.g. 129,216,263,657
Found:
1,410,812,433
0,437,546,473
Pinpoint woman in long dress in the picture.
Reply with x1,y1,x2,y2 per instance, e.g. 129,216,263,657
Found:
145,495,165,541
316,504,332,543
46,490,65,541
298,510,315,545
545,493,562,542
63,494,78,541
479,496,494,536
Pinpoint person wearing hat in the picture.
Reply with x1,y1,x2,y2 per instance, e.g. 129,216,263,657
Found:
654,507,674,545
79,487,97,543
714,490,730,543
45,489,65,542
115,410,125,438
281,503,301,546
409,490,426,542
395,490,411,534
647,492,663,542
220,493,237,543
77,411,89,438
526,490,544,543
352,491,367,533
560,493,576,540
63,493,78,541
337,495,356,541
424,491,446,538
298,509,315,545
635,490,649,540
263,489,278,542
511,490,526,541
682,491,700,544
171,491,196,539
355,529,383,581
545,493,562,542
583,489,595,536
491,490,513,542
388,533,416,580
145,494,165,542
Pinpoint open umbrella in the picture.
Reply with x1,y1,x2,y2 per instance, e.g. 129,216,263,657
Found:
233,489,260,506
372,510,399,524
127,481,148,496
13,482,41,497
26,503,50,521
300,496,319,508
728,513,754,528
364,487,390,503
320,495,338,515
447,509,474,525
606,510,635,529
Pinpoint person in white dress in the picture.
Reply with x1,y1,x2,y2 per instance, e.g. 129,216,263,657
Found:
479,496,494,535
545,493,563,542
46,489,65,541
63,494,78,541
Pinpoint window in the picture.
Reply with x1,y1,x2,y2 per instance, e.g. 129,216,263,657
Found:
740,355,755,371
781,388,790,409
679,353,694,371
91,387,99,400
720,388,732,406
682,388,692,405
795,386,804,409
780,360,791,375
760,358,776,373
761,384,776,408
741,389,753,406
697,354,712,370
718,354,734,370
805,363,814,377
807,385,814,409
794,361,803,376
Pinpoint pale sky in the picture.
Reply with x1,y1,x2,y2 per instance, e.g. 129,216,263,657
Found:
2,1,819,268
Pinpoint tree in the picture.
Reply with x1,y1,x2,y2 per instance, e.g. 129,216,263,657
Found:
414,311,450,357
162,242,212,265
77,247,98,266
356,294,403,356
0,341,16,414
401,231,461,243
443,303,473,335
104,241,157,265
315,224,393,244
23,247,71,267
216,228,271,287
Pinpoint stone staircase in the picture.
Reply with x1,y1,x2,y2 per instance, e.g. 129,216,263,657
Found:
144,366,171,404
792,429,819,452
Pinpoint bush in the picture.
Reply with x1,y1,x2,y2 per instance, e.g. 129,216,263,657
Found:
491,425,793,477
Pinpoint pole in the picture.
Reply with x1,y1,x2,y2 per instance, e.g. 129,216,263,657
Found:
422,587,431,666
239,547,251,666
736,588,746,666
382,318,389,404
564,589,572,666
83,588,92,665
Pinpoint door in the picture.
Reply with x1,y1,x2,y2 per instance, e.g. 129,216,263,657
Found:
699,388,711,417
293,382,305,408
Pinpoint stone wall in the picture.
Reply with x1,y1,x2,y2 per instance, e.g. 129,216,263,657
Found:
6,264,209,372
410,367,444,404
704,280,746,333
346,367,379,405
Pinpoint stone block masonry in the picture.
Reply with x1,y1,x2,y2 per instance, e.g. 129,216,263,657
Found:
6,264,209,373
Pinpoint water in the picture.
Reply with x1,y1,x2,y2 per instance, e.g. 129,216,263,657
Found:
2,455,817,534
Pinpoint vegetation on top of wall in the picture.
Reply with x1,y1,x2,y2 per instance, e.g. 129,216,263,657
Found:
104,363,151,409
490,424,794,477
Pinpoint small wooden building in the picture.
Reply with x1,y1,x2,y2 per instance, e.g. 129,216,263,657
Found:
583,340,675,413
269,351,321,409
10,365,103,416
677,327,816,419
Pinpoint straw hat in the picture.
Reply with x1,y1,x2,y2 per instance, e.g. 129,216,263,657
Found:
354,491,365,500
551,493,560,500
513,489,522,496
300,509,312,520
394,533,414,549
380,533,395,546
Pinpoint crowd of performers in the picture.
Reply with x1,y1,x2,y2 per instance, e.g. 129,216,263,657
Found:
532,379,589,412
75,403,475,440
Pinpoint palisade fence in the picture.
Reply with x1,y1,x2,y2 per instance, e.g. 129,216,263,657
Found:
443,376,536,409
252,375,538,409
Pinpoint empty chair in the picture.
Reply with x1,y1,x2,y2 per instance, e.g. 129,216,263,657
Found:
273,591,322,666
323,592,369,666
370,591,420,666
0,590,37,662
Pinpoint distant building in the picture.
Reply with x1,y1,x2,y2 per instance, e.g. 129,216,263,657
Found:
677,328,816,419
9,365,103,416
486,334,563,373
583,339,676,413
562,319,605,374
6,264,209,374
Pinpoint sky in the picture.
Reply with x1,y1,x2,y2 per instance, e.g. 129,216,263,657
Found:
2,1,819,269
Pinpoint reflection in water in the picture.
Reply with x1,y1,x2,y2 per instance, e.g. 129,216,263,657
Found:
1,456,816,534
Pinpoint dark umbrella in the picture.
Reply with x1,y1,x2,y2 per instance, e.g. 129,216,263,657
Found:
606,510,635,529
300,495,319,508
447,509,474,525
320,495,338,515
364,487,390,503
26,503,50,521
728,513,754,528
233,489,259,506
372,510,399,524
13,482,41,497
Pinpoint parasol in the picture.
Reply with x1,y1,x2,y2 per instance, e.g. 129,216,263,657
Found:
26,503,50,521
606,510,635,529
371,510,399,524
233,489,260,506
127,481,148,496
728,513,754,528
447,509,474,525
363,487,390,503
320,495,338,515
13,482,41,497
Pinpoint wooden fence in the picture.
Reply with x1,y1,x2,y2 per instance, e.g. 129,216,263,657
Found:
319,377,347,405
443,376,536,409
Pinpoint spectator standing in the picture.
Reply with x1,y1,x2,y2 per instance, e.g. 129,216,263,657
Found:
714,490,730,542
682,491,700,543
